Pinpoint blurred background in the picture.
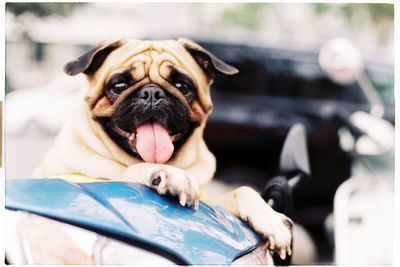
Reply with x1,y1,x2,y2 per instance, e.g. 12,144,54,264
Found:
5,2,395,265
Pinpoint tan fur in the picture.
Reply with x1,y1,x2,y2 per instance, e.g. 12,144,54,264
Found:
34,38,292,259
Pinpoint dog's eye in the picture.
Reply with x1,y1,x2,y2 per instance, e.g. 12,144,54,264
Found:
112,82,127,94
175,82,190,95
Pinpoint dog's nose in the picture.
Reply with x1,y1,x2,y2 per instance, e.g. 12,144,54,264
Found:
138,84,166,104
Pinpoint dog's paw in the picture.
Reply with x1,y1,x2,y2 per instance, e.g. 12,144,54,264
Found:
145,165,199,209
235,187,293,259
251,207,293,259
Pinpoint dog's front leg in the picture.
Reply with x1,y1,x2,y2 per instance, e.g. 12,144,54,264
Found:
117,163,199,209
205,186,293,259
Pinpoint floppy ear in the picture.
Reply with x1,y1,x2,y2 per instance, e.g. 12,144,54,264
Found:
64,39,124,76
178,38,239,77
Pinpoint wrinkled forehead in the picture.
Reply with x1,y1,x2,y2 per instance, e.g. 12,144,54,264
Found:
95,40,204,84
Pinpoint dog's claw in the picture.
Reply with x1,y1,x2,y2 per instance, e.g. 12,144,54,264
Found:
159,171,167,188
179,192,187,207
269,236,275,250
280,249,286,260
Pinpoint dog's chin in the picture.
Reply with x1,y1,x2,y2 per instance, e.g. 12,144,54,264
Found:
97,117,195,164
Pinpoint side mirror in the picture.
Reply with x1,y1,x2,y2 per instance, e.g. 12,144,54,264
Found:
279,123,311,184
262,123,310,216
319,38,384,118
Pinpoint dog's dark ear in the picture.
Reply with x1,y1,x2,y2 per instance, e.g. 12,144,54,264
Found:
178,38,239,77
64,39,124,76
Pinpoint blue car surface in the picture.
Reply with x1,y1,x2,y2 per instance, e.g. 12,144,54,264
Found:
5,178,268,265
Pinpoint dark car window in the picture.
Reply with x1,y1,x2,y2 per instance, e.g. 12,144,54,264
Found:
212,57,367,103
200,42,393,106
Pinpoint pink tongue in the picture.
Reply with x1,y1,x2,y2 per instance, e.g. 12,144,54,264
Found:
136,122,174,164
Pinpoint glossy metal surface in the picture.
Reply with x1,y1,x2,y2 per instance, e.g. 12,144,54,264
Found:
6,179,259,264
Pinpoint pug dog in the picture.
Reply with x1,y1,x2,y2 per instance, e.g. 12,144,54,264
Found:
34,38,292,259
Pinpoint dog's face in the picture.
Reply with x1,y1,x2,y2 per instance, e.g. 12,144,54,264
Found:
64,38,237,164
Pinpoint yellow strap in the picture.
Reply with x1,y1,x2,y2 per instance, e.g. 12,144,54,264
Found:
199,187,207,201
55,173,208,201
53,173,106,183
